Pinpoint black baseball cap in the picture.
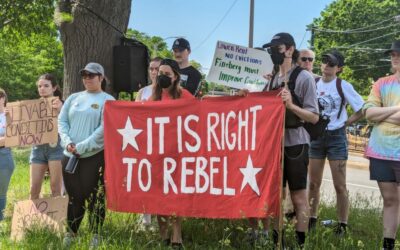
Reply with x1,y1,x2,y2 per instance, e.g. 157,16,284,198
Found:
160,58,180,74
384,40,400,55
322,50,345,67
262,32,296,48
172,38,190,51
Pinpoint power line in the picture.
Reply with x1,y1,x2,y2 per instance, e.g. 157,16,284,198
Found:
351,64,392,72
192,0,238,51
299,30,308,48
72,0,126,36
311,15,399,33
313,23,399,34
347,31,400,48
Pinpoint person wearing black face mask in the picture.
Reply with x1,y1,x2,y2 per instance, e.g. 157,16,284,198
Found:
149,58,193,249
238,32,319,248
151,59,193,101
266,32,319,248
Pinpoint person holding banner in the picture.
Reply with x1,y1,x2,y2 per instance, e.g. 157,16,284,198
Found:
261,33,319,247
59,62,115,247
172,38,202,96
29,73,64,200
0,88,15,221
151,58,193,248
362,40,400,250
135,56,162,227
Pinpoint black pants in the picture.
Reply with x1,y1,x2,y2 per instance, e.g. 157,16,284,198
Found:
62,151,105,234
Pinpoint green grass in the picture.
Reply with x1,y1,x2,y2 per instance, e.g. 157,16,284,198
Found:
0,149,399,249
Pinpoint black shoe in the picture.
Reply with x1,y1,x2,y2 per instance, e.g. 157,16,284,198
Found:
171,242,183,249
162,238,170,246
273,230,286,249
308,217,317,231
333,223,347,237
246,229,258,245
285,211,296,221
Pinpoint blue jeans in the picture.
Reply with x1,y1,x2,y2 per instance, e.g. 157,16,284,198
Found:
0,147,15,220
309,126,348,161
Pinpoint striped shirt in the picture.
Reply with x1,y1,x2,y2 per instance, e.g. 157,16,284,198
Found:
362,75,400,161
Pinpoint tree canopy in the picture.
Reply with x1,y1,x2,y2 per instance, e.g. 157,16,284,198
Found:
310,0,400,95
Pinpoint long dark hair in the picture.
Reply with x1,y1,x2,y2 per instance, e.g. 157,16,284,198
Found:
151,61,182,101
37,73,63,100
0,88,8,105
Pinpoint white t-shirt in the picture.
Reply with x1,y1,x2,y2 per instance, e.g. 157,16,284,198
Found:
316,77,364,130
0,113,6,137
140,85,153,101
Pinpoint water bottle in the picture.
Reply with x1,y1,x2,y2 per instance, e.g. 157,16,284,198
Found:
321,219,336,227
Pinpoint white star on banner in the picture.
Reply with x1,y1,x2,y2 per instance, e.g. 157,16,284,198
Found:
239,155,263,196
117,117,143,151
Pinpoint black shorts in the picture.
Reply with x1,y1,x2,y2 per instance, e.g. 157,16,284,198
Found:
370,157,400,183
283,144,309,191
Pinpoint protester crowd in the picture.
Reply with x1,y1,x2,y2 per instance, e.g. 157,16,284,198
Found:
0,36,399,250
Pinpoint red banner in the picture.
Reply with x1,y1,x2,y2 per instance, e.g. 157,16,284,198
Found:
104,92,284,218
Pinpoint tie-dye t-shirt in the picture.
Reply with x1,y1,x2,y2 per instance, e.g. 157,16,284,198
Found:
362,75,400,161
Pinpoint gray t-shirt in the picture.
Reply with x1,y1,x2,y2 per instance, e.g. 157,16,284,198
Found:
271,66,319,147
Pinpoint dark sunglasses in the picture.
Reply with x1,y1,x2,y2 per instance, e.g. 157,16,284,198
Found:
300,57,314,62
321,57,338,67
81,72,99,79
266,46,279,55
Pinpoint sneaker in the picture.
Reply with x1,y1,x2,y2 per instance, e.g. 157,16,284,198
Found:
246,229,258,245
89,234,101,249
333,223,347,237
258,230,269,246
171,242,183,249
62,232,75,248
142,214,152,227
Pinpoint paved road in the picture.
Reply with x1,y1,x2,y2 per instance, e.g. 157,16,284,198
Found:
319,152,382,208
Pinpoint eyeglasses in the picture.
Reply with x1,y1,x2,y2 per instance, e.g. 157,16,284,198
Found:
300,57,314,62
321,57,338,67
81,72,99,79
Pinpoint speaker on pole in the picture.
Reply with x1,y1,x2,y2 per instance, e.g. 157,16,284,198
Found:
113,40,149,93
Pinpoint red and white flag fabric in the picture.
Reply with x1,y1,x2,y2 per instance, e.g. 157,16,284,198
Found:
104,91,284,218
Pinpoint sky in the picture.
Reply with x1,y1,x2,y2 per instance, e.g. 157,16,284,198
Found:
128,0,334,74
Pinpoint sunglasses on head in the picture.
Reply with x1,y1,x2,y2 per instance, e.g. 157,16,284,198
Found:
81,72,99,79
321,57,338,67
300,57,314,62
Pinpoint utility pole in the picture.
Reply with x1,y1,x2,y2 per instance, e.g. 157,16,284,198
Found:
248,0,254,48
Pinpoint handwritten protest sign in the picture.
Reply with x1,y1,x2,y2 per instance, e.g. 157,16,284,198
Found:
104,92,284,218
11,196,68,241
206,41,273,92
5,97,58,147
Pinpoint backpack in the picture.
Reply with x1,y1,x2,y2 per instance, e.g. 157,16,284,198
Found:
263,66,304,129
305,77,345,140
265,67,345,140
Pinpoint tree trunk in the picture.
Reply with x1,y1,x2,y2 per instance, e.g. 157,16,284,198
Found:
56,0,131,98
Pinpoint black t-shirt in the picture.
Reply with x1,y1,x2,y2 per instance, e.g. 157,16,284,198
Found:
179,66,202,96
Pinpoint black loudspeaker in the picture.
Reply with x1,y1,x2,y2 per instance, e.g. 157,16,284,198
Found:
113,43,149,93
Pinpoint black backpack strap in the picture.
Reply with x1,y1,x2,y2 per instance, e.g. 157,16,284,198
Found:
287,66,304,107
336,78,345,119
262,73,277,91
